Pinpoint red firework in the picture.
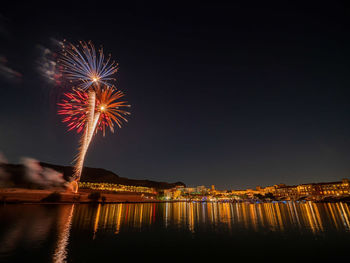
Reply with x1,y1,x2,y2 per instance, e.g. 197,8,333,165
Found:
58,87,130,135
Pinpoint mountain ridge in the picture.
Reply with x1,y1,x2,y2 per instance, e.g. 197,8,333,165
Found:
40,162,186,189
0,162,186,189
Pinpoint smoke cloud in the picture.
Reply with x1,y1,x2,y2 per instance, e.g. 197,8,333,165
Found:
0,153,9,185
21,158,66,188
0,152,67,189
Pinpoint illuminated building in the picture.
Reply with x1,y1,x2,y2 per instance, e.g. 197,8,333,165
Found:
183,187,196,193
196,185,207,194
163,188,182,200
274,185,298,200
78,182,155,194
261,179,350,200
297,179,350,198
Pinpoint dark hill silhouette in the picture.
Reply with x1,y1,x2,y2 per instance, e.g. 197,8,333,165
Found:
41,162,185,189
0,162,185,189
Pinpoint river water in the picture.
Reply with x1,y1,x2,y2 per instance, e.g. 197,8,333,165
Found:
0,202,349,262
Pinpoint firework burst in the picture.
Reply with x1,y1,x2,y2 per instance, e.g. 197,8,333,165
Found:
58,40,118,90
95,86,131,136
58,87,130,135
56,40,130,192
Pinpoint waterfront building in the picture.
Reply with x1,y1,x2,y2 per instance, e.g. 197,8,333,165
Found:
263,185,277,195
260,178,350,200
79,182,155,194
196,185,207,194
297,179,350,198
183,187,196,193
274,185,298,200
163,188,182,200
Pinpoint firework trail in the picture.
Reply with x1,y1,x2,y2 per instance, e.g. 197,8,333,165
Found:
73,91,98,184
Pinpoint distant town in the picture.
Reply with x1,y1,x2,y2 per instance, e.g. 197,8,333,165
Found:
2,162,350,203
79,178,350,202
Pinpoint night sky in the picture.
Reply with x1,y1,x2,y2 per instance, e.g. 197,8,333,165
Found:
1,2,350,189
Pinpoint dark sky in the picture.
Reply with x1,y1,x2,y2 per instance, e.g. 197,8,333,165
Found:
1,2,350,189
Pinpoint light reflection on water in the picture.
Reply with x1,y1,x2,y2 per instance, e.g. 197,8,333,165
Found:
0,202,350,262
73,202,350,235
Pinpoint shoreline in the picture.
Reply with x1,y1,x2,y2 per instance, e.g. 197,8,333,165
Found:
1,188,349,204
0,187,155,204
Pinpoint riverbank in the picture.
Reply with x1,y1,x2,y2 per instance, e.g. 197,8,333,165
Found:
0,188,157,203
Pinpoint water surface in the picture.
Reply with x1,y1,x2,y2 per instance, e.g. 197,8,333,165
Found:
1,202,349,262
